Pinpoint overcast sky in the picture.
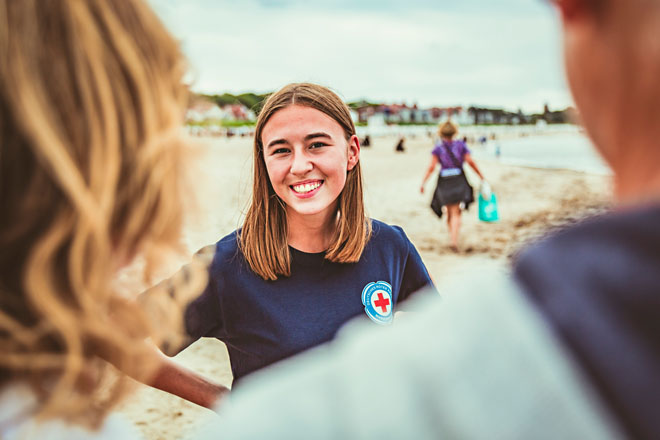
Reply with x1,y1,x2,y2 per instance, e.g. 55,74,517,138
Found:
149,0,571,113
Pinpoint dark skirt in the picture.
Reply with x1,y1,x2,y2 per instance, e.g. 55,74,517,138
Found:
430,173,474,218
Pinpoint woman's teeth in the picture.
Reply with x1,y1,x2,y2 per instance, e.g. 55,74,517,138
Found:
292,181,322,194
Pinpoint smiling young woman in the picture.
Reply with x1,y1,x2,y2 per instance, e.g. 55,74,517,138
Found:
144,83,434,405
242,84,367,280
240,84,371,280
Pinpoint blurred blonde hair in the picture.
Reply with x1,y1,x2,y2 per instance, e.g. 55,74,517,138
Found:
240,83,371,281
0,0,204,428
439,120,458,139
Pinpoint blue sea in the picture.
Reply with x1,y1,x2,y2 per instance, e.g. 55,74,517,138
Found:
357,124,611,175
471,133,611,175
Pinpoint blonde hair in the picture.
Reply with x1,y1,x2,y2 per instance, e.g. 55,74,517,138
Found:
0,0,201,428
240,83,371,281
439,120,458,139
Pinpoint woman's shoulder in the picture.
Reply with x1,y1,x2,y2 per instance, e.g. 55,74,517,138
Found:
369,219,412,247
455,139,469,150
443,138,463,147
201,230,243,269
215,230,240,251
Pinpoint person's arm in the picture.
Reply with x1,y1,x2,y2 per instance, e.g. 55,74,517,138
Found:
135,244,229,408
97,335,229,409
464,153,485,180
149,348,229,409
420,154,439,193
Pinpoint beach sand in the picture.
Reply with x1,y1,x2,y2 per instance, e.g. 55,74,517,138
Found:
116,132,612,439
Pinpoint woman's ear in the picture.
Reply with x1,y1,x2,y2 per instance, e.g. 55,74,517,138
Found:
347,135,360,171
555,0,592,23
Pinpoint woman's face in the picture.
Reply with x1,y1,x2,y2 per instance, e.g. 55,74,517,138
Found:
562,10,612,158
559,0,630,165
261,105,359,221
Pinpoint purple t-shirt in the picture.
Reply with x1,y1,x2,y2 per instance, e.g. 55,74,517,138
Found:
432,140,470,170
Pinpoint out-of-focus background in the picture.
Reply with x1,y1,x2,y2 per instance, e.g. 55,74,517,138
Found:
115,1,612,438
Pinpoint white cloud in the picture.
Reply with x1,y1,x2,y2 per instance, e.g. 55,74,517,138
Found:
150,1,572,113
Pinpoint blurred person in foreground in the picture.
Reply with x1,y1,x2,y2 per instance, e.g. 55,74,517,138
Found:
199,0,660,438
0,1,222,438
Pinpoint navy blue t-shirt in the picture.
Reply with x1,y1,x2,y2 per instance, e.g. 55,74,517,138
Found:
514,204,660,440
185,219,433,384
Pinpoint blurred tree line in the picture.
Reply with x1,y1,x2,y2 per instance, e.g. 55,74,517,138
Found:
197,92,270,114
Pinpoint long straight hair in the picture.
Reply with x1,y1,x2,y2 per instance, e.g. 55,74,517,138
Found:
240,83,371,281
0,0,203,428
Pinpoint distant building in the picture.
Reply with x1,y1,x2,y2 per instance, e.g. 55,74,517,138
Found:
227,104,256,121
186,100,226,122
367,113,386,126
467,107,528,125
348,100,573,127
349,109,359,123
186,99,256,123
532,104,577,125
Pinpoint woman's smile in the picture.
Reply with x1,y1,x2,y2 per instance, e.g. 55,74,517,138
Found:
290,179,324,197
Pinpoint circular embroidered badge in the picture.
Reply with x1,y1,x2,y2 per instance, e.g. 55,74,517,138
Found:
361,281,393,325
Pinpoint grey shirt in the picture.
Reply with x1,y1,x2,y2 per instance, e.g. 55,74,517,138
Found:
198,269,623,439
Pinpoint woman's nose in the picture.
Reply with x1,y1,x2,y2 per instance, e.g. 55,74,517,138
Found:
289,151,313,176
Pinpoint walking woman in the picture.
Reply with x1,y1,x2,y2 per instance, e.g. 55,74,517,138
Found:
420,121,485,252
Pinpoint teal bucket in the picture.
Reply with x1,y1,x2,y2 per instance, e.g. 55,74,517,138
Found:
478,193,499,222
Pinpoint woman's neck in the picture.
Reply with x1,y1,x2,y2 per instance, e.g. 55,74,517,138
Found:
609,131,660,206
286,207,338,253
615,167,660,207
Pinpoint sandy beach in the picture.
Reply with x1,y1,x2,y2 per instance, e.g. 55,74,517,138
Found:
116,132,612,439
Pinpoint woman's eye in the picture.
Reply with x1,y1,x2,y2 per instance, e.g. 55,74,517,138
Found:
273,148,290,154
309,142,327,149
